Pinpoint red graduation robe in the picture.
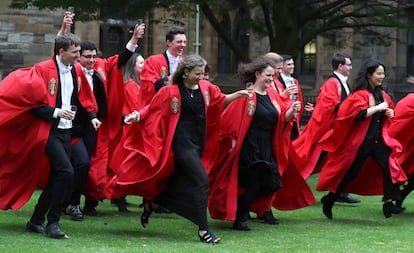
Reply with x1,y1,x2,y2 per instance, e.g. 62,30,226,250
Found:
273,77,304,134
139,53,168,106
316,89,406,195
108,79,142,179
0,58,97,210
82,56,126,202
208,89,315,221
293,77,342,178
388,93,414,176
106,80,226,200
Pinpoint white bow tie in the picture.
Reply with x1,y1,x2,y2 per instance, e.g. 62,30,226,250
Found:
84,69,94,76
60,65,72,74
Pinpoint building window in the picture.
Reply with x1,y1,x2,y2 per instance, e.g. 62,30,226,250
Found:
302,39,316,74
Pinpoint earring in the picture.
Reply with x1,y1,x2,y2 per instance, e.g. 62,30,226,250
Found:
182,74,187,80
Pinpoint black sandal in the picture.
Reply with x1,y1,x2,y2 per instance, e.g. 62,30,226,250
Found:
198,230,220,244
140,199,153,228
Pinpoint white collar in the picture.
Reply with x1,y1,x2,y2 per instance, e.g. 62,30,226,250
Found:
334,71,348,83
166,50,180,63
56,56,72,73
82,67,94,76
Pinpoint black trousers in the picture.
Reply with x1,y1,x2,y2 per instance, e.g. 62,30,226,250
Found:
336,142,398,201
70,128,96,206
30,128,74,225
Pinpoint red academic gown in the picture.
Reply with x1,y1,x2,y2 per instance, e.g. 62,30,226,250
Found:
208,89,315,221
0,59,97,210
388,93,414,176
273,77,304,133
82,56,125,202
316,89,407,195
108,79,142,178
293,77,343,178
106,80,226,200
139,53,169,106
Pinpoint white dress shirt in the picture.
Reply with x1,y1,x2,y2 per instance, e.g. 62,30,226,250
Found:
333,71,350,96
55,56,74,129
166,50,180,75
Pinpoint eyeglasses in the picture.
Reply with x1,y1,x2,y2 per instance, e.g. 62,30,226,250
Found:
81,55,98,59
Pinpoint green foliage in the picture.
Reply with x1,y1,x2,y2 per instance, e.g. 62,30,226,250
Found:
8,0,414,62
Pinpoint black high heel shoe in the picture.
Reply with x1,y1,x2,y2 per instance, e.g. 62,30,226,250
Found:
140,199,153,228
321,193,335,219
198,230,220,244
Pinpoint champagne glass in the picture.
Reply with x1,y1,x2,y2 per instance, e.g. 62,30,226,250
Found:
246,82,254,96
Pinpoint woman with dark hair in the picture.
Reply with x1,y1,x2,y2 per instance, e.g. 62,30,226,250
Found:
109,54,250,244
317,59,406,219
108,53,145,212
208,56,315,231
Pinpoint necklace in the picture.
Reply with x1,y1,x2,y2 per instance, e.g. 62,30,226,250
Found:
184,85,196,98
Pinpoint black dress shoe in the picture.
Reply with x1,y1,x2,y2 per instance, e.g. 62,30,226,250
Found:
262,211,280,225
232,220,251,231
336,192,360,204
383,201,405,218
321,193,335,219
70,205,84,221
26,221,44,234
45,223,67,239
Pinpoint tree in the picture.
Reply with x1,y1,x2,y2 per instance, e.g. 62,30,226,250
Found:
10,0,414,61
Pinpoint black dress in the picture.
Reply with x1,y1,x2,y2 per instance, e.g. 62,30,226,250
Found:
238,93,282,196
155,82,209,230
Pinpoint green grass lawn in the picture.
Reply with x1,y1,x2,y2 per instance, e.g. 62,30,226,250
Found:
1,175,413,253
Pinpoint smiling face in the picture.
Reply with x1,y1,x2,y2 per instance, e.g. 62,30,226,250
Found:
282,59,295,75
79,49,97,70
367,65,385,88
59,44,80,65
134,55,145,75
167,34,187,57
255,66,275,91
184,66,205,86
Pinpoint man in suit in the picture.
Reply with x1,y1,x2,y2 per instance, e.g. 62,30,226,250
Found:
0,31,99,239
293,51,360,204
57,12,145,219
140,26,187,107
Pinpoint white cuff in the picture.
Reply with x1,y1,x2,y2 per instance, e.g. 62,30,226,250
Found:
126,41,137,52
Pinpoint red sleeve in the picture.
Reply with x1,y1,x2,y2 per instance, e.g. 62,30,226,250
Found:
140,54,168,106
123,79,141,113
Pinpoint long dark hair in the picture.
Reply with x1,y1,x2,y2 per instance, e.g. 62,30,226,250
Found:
122,53,142,84
351,59,385,92
237,56,276,84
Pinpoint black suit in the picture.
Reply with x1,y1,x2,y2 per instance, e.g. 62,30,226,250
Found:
29,59,81,226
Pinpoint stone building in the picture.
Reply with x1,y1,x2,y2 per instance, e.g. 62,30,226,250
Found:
1,0,413,104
